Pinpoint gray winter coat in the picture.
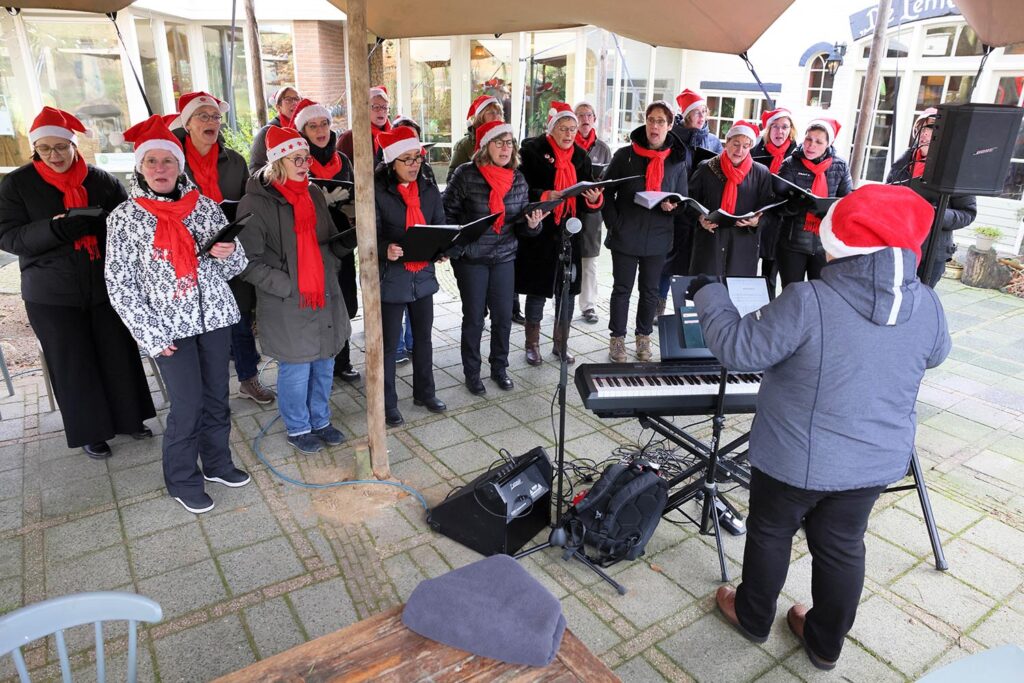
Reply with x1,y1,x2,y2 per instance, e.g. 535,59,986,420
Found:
237,177,350,364
695,248,951,491
581,136,613,258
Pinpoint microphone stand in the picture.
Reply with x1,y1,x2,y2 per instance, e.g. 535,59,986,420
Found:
515,221,627,595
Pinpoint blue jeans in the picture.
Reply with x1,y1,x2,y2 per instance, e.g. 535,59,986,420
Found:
229,311,261,381
276,358,335,436
396,307,414,354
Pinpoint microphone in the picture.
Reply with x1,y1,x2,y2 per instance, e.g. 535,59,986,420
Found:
564,217,583,235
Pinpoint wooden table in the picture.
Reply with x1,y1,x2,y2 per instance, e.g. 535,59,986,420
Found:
213,605,619,682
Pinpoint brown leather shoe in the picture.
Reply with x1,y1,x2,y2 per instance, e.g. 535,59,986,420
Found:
524,321,543,366
715,586,768,643
551,322,575,365
787,604,838,671
239,377,276,404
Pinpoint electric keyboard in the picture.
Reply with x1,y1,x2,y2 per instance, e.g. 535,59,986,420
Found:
575,361,761,417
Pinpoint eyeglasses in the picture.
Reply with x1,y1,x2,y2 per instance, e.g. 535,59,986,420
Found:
395,156,424,166
142,157,179,169
769,122,791,131
286,155,311,166
281,96,301,105
35,142,72,156
193,113,222,124
554,126,578,134
370,104,390,112
489,138,515,148
646,117,670,126
577,112,596,120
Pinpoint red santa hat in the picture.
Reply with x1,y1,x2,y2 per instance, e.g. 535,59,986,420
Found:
545,101,577,135
760,107,793,130
819,184,934,263
675,89,706,121
292,98,332,132
475,120,514,151
806,117,841,146
29,107,87,145
725,119,761,143
112,115,186,171
369,84,390,103
378,125,421,163
177,91,229,127
466,94,500,122
265,125,309,163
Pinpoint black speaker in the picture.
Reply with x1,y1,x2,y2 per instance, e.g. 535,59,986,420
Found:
427,447,552,556
922,103,1024,196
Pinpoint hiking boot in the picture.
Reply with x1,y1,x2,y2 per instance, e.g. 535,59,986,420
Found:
239,377,275,404
524,321,542,366
551,322,575,365
609,336,627,363
636,334,653,362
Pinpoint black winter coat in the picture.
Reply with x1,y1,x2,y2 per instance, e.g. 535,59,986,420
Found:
515,135,600,298
307,132,358,317
886,148,977,259
375,169,445,304
0,162,127,306
776,148,853,256
688,156,774,277
602,125,689,257
249,115,285,173
670,121,723,161
442,162,533,265
750,138,796,259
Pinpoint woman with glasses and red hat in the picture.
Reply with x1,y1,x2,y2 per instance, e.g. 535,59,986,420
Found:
447,95,506,183
751,107,798,293
775,118,853,288
886,108,977,287
0,107,156,460
688,120,775,278
443,120,546,396
105,115,249,513
249,85,302,173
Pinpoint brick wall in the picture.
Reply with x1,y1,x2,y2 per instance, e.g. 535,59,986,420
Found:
293,20,347,127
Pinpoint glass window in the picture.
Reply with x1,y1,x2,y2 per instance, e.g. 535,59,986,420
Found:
851,75,900,181
862,38,910,59
409,39,452,179
915,74,975,117
202,26,251,124
525,31,575,138
259,24,294,97
923,26,956,57
1006,43,1024,55
706,96,735,138
993,76,1024,200
954,26,984,57
470,38,513,125
24,17,132,161
165,23,193,102
0,11,31,167
806,54,834,109
134,17,166,115
379,39,399,129
607,38,651,143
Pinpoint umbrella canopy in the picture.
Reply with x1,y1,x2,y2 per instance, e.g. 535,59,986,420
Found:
956,0,1024,48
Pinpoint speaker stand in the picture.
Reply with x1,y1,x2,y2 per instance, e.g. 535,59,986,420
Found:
917,191,951,284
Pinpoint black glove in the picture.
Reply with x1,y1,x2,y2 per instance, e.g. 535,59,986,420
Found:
51,214,93,242
685,274,715,301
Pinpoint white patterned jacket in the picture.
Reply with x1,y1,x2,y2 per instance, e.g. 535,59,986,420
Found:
105,174,247,357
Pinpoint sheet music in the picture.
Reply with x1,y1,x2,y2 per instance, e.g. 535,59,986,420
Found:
726,277,770,317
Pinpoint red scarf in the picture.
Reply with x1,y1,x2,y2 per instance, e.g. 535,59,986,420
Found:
575,128,596,152
371,121,394,153
477,164,514,233
33,156,100,261
272,179,326,309
278,113,293,129
718,152,753,214
309,150,342,180
546,136,577,225
136,190,201,299
800,156,833,234
911,148,927,179
185,137,223,202
631,142,671,192
395,181,429,272
764,140,790,174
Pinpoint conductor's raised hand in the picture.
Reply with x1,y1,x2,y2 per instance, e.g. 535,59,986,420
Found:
386,243,404,261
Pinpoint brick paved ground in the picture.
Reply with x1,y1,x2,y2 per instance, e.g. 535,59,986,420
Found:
1,252,1023,682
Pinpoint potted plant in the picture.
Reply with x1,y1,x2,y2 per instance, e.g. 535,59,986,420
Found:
943,257,964,280
975,226,1002,252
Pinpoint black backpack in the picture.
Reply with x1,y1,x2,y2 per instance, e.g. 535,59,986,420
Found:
563,462,669,567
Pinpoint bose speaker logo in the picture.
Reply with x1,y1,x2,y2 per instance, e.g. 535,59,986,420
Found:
974,146,999,156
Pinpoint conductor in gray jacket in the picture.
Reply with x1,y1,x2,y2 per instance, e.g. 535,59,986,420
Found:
688,184,951,671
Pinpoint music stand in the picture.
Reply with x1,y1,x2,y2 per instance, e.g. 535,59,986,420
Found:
515,225,627,595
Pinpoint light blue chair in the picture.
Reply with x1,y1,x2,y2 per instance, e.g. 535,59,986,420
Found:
0,591,162,683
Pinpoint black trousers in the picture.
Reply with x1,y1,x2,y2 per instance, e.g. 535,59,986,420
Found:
154,327,235,497
524,293,574,324
760,257,778,298
334,252,359,372
453,260,514,378
734,468,884,662
777,245,827,289
609,251,664,337
25,300,156,448
382,295,435,412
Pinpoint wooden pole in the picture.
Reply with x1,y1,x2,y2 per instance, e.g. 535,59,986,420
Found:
244,0,268,126
345,0,390,479
849,0,892,185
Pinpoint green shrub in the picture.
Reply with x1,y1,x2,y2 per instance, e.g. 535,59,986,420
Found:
975,226,1002,239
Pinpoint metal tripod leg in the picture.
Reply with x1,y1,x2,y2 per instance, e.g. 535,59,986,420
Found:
514,541,627,595
698,481,730,583
911,450,948,571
